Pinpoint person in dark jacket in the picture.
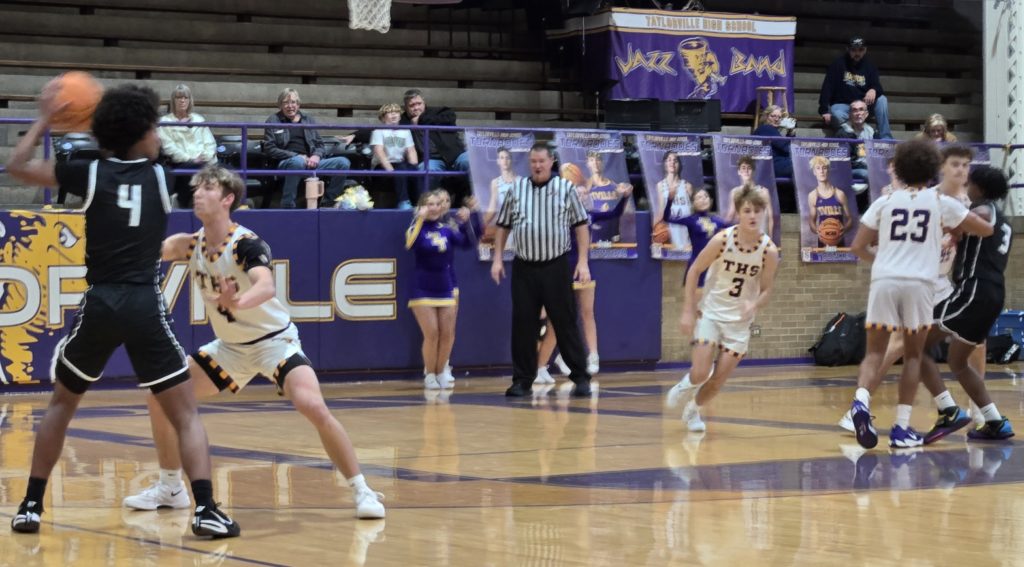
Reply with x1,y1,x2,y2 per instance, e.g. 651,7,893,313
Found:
400,89,469,198
752,105,793,180
818,37,892,139
263,88,351,208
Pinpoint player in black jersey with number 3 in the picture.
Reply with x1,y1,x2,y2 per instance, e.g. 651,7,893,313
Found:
6,83,239,538
917,165,1015,442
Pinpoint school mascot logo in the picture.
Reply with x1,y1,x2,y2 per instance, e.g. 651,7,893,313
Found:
678,37,727,98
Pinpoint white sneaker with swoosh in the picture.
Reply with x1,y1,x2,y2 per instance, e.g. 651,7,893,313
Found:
123,482,191,510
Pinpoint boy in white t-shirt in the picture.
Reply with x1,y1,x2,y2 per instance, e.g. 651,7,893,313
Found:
371,103,418,209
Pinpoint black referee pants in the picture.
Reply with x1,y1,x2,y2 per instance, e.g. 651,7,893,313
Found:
510,254,590,387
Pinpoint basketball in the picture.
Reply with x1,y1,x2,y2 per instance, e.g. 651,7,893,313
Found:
817,217,844,246
47,71,103,132
560,162,585,187
652,221,671,244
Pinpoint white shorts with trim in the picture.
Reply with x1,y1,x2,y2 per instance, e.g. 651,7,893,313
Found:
693,316,751,355
196,324,304,391
866,278,934,332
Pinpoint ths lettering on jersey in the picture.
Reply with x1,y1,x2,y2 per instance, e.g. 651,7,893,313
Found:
721,259,761,277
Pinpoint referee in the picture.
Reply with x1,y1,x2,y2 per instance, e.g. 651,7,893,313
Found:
491,142,593,397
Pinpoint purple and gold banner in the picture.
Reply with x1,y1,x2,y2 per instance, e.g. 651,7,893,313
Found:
792,141,860,263
637,133,703,260
0,210,661,385
712,135,781,246
554,130,638,260
865,139,898,203
551,9,795,113
465,129,535,262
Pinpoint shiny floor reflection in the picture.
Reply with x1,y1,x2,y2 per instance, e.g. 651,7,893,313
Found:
1,363,1023,565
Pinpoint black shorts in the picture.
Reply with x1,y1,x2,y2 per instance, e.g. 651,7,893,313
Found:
934,278,1004,345
55,283,189,394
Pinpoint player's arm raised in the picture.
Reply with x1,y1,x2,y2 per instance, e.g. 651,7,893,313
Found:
6,82,63,187
680,231,726,335
161,233,194,262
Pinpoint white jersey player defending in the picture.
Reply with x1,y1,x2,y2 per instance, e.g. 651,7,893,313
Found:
124,165,385,519
848,140,994,450
666,185,780,432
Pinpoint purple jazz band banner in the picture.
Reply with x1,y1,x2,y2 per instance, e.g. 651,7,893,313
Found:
549,9,795,113
465,129,535,262
865,139,898,203
637,133,704,261
554,130,638,260
712,135,781,246
792,141,860,263
0,210,661,386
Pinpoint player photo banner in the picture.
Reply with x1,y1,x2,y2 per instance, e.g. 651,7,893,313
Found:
466,129,535,262
971,146,991,168
865,139,898,204
637,133,703,261
554,130,638,260
712,136,781,246
792,140,860,263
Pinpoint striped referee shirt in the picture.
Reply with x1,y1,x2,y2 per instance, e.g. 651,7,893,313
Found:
495,174,590,262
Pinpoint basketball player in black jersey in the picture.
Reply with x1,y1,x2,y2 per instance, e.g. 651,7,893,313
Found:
919,165,1015,442
5,83,239,538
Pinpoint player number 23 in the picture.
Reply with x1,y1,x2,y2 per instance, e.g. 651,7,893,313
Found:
889,209,929,243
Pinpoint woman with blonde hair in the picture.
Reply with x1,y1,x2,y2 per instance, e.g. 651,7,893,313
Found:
752,104,794,179
917,113,958,143
158,84,217,208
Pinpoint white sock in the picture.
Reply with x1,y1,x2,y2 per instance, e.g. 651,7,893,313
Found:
933,391,956,411
679,374,693,389
854,388,871,406
981,403,1001,423
895,404,912,429
347,473,369,493
970,400,985,425
159,468,183,488
684,400,700,415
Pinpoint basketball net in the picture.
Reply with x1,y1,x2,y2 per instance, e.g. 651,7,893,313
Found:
348,0,392,33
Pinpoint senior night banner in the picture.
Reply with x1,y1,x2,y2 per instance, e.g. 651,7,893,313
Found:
466,129,535,262
865,139,898,204
554,130,638,260
550,9,795,114
792,140,860,263
712,136,781,246
638,133,703,260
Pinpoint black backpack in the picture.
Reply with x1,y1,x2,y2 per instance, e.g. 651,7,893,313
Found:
987,334,1022,364
810,312,867,366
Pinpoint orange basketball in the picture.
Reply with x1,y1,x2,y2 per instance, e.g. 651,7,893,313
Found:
47,71,104,132
652,221,671,244
818,217,845,246
560,162,585,187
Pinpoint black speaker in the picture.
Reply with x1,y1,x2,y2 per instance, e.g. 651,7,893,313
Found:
605,99,721,133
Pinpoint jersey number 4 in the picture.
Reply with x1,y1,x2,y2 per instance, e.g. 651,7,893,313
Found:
890,209,930,243
117,184,143,227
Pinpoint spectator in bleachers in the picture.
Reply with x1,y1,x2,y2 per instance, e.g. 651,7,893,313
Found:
818,37,893,139
835,99,878,192
158,84,216,208
916,113,958,144
400,89,469,199
263,88,350,208
752,105,793,180
371,103,418,210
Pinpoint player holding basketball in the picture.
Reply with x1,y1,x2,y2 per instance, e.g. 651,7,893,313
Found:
917,165,1015,442
6,83,239,537
807,155,853,247
665,185,779,432
124,164,386,519
847,139,993,449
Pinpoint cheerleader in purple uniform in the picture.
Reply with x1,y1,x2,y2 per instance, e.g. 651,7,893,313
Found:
664,187,732,287
406,190,475,390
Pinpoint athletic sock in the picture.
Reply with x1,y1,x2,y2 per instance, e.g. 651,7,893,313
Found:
933,391,956,412
191,479,213,508
347,473,369,493
981,403,1002,423
895,404,912,429
26,477,47,503
160,468,183,488
854,388,871,406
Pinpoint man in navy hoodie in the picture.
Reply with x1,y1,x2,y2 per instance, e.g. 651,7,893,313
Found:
818,37,892,139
